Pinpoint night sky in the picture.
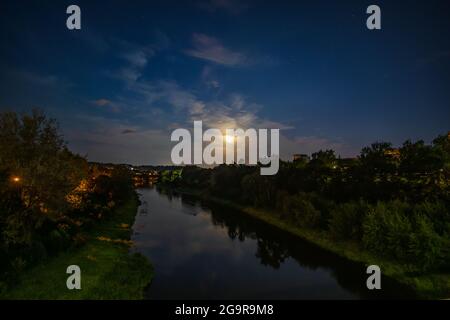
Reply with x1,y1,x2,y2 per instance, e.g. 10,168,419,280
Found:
0,0,449,164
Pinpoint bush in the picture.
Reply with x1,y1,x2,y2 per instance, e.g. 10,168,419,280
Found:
362,200,448,272
279,193,322,229
329,201,368,241
241,171,277,207
412,201,450,237
275,190,292,220
308,193,335,229
362,200,412,261
408,214,447,272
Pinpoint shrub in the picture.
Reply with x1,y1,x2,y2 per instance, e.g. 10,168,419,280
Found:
275,190,290,218
282,193,322,229
408,214,446,272
412,201,450,237
308,193,335,229
241,172,277,207
362,200,448,272
329,201,368,241
362,200,412,261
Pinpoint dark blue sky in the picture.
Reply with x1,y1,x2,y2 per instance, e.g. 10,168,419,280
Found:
1,0,449,164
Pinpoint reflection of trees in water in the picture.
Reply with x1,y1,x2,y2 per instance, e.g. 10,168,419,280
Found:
255,238,289,269
157,188,417,299
155,185,175,202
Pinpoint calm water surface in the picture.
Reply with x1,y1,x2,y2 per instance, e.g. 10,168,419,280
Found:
131,187,417,299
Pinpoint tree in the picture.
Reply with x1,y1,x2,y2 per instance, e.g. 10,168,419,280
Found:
310,149,337,169
432,132,450,170
399,140,441,174
0,109,87,247
110,165,135,204
359,142,398,175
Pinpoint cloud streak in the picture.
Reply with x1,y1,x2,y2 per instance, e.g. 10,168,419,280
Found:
92,99,120,113
184,33,247,66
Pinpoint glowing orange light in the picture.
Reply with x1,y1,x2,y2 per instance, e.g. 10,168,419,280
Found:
12,176,21,183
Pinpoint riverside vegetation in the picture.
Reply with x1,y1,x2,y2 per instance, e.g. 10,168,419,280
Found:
159,134,450,298
0,110,152,299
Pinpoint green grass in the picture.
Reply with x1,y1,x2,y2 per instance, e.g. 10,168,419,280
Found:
1,197,153,300
175,187,450,299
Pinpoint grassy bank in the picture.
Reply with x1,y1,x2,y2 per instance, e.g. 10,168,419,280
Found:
173,187,450,299
1,195,153,300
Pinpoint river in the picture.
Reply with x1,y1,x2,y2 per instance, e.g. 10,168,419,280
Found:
131,187,417,299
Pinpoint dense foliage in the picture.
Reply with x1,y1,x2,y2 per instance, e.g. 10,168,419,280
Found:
0,110,135,290
161,134,450,273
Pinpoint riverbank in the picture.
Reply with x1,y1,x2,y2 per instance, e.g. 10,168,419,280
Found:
1,195,153,299
171,187,450,299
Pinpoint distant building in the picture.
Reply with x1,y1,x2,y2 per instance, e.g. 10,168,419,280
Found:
293,154,310,162
384,148,401,160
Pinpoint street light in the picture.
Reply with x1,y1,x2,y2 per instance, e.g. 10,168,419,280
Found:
12,176,21,183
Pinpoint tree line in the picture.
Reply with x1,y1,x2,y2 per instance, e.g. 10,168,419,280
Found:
160,133,450,273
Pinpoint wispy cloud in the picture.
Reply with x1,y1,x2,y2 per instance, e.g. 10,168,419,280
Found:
84,33,296,163
116,49,152,84
121,129,136,134
92,99,112,107
124,78,290,133
109,43,289,131
110,33,170,85
122,50,152,68
201,66,221,89
184,33,247,66
92,98,120,113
